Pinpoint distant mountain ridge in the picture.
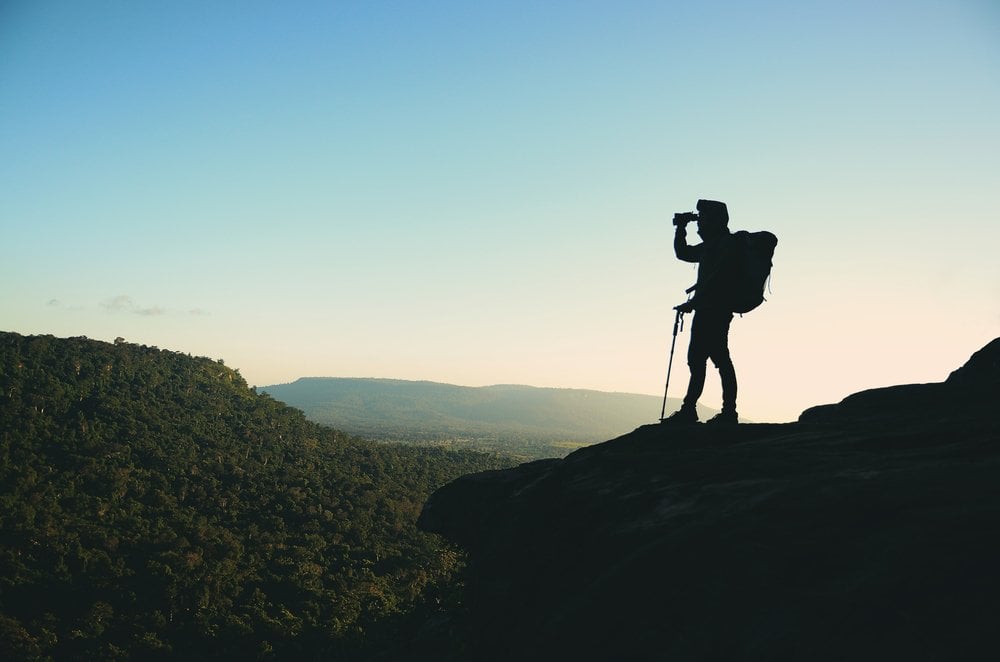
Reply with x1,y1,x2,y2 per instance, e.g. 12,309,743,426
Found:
259,378,719,457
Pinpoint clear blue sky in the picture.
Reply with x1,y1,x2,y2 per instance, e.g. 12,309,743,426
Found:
3,0,999,422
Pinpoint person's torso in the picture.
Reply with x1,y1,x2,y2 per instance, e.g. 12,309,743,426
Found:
694,233,735,305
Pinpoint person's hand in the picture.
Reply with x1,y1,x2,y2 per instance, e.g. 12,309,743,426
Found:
674,301,695,313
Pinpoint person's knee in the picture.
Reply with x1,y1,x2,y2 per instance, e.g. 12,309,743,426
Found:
710,354,733,370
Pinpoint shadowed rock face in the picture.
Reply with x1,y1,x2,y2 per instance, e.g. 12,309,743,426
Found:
419,339,1000,661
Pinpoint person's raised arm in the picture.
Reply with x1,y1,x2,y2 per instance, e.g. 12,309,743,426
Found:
673,218,702,263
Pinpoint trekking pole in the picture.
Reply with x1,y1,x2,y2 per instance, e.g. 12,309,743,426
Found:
659,308,685,421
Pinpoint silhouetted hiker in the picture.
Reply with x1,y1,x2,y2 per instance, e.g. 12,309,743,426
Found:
663,199,739,425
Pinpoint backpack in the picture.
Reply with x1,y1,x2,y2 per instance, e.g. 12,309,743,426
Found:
727,230,778,314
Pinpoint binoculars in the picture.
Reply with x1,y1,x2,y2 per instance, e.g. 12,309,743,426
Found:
672,212,699,226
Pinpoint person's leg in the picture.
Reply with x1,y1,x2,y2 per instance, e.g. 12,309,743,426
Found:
708,312,737,413
681,311,710,412
682,362,707,411
703,311,738,423
714,354,737,413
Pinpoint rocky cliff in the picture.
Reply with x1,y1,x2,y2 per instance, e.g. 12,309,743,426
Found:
419,339,1000,661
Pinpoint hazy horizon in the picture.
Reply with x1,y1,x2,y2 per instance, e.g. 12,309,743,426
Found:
260,374,662,394
3,1,998,423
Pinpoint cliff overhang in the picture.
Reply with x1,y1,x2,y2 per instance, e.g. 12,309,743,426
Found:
419,339,1000,660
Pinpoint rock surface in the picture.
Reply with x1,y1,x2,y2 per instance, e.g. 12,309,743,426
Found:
419,339,1000,661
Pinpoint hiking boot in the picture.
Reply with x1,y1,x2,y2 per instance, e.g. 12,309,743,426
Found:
705,410,738,425
661,407,698,424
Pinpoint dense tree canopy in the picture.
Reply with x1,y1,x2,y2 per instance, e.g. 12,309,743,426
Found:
0,332,509,660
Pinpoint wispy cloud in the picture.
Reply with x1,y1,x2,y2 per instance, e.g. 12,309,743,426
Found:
48,295,208,317
46,298,85,312
100,295,165,317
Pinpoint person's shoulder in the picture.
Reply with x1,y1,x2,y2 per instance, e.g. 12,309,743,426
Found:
723,230,746,248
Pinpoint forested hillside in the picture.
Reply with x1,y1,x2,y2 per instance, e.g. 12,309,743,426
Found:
0,332,509,660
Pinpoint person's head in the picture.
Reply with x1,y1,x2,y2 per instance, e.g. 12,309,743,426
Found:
696,199,729,239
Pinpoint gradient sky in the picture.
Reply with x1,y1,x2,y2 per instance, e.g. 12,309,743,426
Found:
3,0,999,423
